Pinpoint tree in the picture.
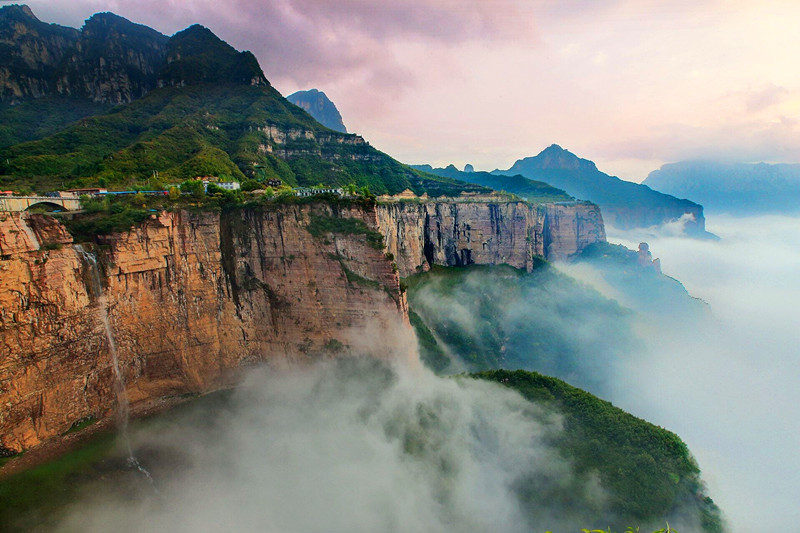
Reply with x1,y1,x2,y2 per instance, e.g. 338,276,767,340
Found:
180,179,205,199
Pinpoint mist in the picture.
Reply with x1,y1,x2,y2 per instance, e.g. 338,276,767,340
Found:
592,214,800,532
51,358,616,533
407,266,639,396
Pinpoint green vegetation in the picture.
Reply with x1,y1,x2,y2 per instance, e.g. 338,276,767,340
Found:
0,97,112,149
0,432,116,532
0,83,489,198
63,416,97,435
472,370,723,532
406,264,636,393
408,309,450,373
306,214,384,250
63,197,153,242
413,164,573,204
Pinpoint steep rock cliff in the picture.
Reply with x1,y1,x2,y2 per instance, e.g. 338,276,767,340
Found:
0,6,167,104
0,5,79,102
287,89,348,133
376,199,606,277
1,198,605,453
0,205,406,452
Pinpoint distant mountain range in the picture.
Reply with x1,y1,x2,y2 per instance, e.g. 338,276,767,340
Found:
645,161,800,215
287,89,347,133
410,164,573,203
0,5,485,197
492,145,712,237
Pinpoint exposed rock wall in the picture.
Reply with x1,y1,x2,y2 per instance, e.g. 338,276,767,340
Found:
376,200,606,277
0,7,167,104
0,205,406,452
0,199,605,453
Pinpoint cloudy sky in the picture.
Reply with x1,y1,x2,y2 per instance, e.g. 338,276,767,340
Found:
28,0,800,181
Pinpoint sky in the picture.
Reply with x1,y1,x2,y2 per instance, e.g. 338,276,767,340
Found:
23,0,800,181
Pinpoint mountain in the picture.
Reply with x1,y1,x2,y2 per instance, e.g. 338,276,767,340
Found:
0,6,168,104
411,163,573,203
495,145,712,237
644,160,800,215
0,6,170,147
287,89,347,133
0,7,486,197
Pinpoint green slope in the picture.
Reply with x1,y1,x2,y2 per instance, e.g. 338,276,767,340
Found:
0,81,486,195
412,163,573,203
406,264,637,394
472,369,723,532
0,18,485,197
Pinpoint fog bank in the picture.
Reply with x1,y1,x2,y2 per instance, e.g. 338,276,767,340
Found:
54,359,610,533
599,215,800,532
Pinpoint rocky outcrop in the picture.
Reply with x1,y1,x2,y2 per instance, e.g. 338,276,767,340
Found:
376,199,606,277
55,13,168,104
0,198,606,453
0,6,168,104
0,5,79,102
287,89,348,133
0,205,406,452
255,124,378,162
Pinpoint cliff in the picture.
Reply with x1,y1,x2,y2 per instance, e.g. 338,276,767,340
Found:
0,198,604,454
287,89,348,133
0,7,168,104
0,205,406,452
376,199,606,277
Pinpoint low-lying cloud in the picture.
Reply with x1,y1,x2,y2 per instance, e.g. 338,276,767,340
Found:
53,359,607,533
593,214,800,533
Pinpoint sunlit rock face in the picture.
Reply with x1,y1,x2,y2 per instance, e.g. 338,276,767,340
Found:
377,200,605,276
0,205,407,452
0,199,605,453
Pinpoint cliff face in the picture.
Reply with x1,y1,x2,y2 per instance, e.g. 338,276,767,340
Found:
0,199,605,453
0,7,167,104
286,89,348,133
0,5,79,102
0,205,406,452
376,200,606,277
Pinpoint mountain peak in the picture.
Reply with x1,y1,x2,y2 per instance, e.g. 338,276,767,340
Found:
0,4,37,21
159,24,267,88
531,144,597,171
287,89,347,133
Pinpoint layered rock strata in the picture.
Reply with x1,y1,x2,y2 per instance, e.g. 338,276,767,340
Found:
0,205,405,452
376,199,606,277
0,199,605,453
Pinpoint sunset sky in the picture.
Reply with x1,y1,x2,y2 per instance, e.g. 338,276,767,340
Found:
28,0,800,182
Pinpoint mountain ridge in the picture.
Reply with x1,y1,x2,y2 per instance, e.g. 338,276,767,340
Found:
644,160,800,214
493,144,713,237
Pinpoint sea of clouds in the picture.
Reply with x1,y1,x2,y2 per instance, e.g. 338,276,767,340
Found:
597,214,800,533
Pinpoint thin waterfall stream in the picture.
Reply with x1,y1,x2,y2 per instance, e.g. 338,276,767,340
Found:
75,245,156,487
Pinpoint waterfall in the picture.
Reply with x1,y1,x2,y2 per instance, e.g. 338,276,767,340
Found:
75,244,155,485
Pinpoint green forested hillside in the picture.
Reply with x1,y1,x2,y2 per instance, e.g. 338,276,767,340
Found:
412,163,573,203
0,17,483,197
472,369,723,532
406,264,637,393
